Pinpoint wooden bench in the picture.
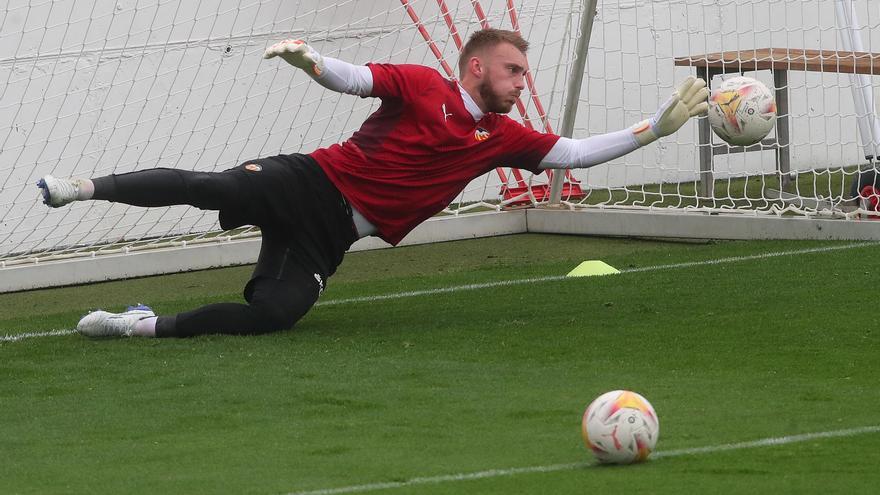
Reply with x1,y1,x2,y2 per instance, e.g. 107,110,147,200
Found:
674,48,880,198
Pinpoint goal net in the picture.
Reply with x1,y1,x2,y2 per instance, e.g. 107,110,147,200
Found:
1,0,879,289
560,0,880,218
0,0,580,276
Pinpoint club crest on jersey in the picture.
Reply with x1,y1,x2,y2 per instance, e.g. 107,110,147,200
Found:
474,127,490,142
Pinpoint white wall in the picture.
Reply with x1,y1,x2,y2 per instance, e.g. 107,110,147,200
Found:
574,0,880,190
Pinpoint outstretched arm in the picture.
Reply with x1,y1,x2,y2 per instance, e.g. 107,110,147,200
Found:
263,39,373,96
539,76,709,169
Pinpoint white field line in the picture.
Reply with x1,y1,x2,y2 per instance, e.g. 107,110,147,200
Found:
1,241,876,341
285,425,880,495
315,275,568,307
0,328,76,342
315,241,877,307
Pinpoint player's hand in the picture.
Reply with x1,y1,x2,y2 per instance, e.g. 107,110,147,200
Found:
631,76,709,146
263,39,325,77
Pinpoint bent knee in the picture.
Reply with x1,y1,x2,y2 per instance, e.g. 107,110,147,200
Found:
250,301,306,333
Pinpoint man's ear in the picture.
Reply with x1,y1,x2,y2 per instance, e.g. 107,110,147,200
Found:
468,56,483,78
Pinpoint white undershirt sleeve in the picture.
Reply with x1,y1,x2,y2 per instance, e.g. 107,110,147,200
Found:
312,56,373,97
538,128,640,169
308,55,377,238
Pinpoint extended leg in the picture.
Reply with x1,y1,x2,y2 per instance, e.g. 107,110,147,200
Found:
153,274,319,337
77,276,319,338
39,167,248,211
77,249,323,338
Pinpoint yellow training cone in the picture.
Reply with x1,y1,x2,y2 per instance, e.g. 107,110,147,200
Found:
566,260,620,278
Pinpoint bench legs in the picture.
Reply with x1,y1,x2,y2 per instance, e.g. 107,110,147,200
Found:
695,67,792,200
697,67,716,199
774,70,791,190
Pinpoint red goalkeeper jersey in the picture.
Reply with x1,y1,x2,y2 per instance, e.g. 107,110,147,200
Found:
310,63,560,245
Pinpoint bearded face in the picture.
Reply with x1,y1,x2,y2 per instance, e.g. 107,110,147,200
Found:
478,76,520,114
469,42,527,114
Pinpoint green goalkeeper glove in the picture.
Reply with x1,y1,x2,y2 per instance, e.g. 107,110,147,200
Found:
263,39,325,77
631,76,709,146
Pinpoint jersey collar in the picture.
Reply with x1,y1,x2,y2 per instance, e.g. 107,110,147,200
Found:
457,83,484,122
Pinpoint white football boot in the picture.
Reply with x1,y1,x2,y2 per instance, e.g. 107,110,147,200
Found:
36,175,83,207
77,305,155,337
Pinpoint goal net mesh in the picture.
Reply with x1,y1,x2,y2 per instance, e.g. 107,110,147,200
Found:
565,0,880,216
1,0,879,269
0,0,580,267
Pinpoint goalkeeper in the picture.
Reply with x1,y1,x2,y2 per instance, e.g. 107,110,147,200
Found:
38,28,708,338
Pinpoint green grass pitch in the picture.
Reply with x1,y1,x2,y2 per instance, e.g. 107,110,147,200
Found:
1,233,879,494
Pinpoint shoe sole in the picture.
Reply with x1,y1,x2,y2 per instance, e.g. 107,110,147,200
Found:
36,178,52,206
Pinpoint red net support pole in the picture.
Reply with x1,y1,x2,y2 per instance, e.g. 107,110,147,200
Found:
473,0,584,201
437,0,464,49
404,0,524,193
470,0,491,29
505,0,552,134
504,0,584,198
401,0,456,77
468,0,535,190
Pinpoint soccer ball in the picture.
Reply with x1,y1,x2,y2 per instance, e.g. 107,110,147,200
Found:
707,76,777,146
581,390,659,464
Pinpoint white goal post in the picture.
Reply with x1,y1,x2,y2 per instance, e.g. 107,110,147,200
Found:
2,0,880,292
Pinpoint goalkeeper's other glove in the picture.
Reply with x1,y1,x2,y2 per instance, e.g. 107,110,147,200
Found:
631,76,709,146
263,39,325,77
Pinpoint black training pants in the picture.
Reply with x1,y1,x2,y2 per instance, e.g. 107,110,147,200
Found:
92,155,356,337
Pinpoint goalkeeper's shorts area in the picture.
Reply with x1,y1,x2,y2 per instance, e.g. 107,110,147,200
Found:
77,305,155,337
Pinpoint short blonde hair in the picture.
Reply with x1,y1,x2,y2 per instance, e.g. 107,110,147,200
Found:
458,28,529,76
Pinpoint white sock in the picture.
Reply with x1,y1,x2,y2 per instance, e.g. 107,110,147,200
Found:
131,316,157,338
76,179,95,200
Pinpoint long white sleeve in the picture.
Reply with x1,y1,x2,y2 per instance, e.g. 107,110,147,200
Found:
538,128,640,169
311,56,373,96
